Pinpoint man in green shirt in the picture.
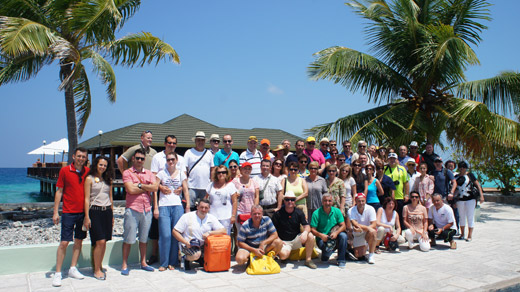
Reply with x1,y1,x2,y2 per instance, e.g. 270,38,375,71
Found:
310,193,347,268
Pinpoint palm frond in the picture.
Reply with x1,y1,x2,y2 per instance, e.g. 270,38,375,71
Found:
0,16,59,57
441,0,491,45
456,71,520,115
105,32,180,67
69,0,121,44
72,63,91,136
0,0,48,25
115,0,141,26
308,46,411,103
0,52,50,85
82,49,116,103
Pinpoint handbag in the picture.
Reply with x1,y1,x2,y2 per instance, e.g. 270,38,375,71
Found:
246,251,280,275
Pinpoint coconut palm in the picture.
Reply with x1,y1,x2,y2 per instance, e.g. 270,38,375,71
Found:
307,0,520,156
0,0,179,161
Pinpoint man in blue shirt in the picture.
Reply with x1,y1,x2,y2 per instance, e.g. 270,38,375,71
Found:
431,157,457,200
213,134,239,168
235,205,283,265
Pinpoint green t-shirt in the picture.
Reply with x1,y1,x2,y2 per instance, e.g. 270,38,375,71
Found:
384,165,409,200
310,206,344,234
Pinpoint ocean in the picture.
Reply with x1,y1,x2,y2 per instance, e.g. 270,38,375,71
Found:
0,167,507,204
0,168,53,203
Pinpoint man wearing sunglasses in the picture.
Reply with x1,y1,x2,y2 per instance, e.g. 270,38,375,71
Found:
351,140,374,166
303,137,326,175
151,135,186,174
272,191,317,269
213,134,239,168
340,140,353,165
52,147,89,287
239,136,263,176
254,159,282,218
121,149,160,275
117,130,157,175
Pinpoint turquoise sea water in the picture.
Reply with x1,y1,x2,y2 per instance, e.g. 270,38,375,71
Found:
0,168,53,203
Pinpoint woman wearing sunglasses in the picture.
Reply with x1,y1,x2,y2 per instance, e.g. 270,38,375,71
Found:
364,164,384,211
205,165,238,235
412,162,434,208
375,197,405,251
232,162,259,228
305,161,327,218
338,163,356,209
403,191,430,251
352,159,367,194
282,162,309,218
454,161,484,242
154,152,190,271
271,158,286,180
326,164,346,215
228,160,240,180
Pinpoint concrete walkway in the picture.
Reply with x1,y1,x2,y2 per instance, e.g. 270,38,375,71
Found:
1,201,519,292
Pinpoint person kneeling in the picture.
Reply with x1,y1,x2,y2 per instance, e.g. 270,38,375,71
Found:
172,199,226,269
272,191,317,269
427,193,457,249
310,193,348,268
236,205,283,266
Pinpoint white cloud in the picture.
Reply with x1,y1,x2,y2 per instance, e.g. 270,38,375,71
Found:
267,84,284,95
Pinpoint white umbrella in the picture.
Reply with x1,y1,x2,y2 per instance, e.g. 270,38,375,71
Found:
28,138,69,162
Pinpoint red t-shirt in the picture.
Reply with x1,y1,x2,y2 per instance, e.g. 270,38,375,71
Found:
56,164,90,213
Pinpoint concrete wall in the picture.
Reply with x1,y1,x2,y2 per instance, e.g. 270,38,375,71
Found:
0,240,151,275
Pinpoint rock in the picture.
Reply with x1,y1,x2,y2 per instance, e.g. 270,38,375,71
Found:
12,221,23,228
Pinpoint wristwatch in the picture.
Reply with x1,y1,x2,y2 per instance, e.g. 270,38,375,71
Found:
138,183,142,189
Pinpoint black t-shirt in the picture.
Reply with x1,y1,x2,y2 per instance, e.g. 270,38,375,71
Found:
272,207,308,241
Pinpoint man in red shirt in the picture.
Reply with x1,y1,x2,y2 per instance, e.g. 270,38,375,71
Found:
52,147,89,287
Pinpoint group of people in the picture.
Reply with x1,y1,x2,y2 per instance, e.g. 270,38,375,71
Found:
51,131,485,286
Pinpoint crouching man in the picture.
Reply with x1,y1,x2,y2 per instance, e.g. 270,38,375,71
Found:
428,193,457,249
272,191,317,269
172,199,226,269
310,193,348,268
236,205,283,265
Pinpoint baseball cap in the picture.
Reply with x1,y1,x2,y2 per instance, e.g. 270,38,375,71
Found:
409,141,419,147
388,153,398,159
306,136,316,142
260,138,270,145
248,136,258,142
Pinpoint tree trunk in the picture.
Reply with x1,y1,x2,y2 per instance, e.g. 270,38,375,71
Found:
61,64,78,163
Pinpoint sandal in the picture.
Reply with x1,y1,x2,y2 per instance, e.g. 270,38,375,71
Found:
168,265,175,270
158,267,167,272
375,247,382,254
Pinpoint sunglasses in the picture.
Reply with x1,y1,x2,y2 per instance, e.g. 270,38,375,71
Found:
166,158,176,162
366,168,374,171
328,169,337,173
353,164,361,167
144,130,152,134
290,168,299,172
299,160,308,163
223,140,232,143
309,167,318,170
229,165,238,169
284,198,296,202
330,143,337,146
376,167,384,170
135,157,145,161
211,140,220,143
321,143,329,147
331,152,338,155
217,171,227,174
359,145,367,148
166,142,177,145
308,142,316,145
274,162,282,166
411,196,420,199
338,159,345,162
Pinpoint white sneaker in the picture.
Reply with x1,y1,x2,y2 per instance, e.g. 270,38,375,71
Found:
367,253,375,264
68,267,85,279
52,272,62,287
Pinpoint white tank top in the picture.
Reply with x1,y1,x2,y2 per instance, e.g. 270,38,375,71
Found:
381,210,397,233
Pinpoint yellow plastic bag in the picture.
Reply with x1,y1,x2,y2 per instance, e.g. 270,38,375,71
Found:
288,247,319,261
246,251,280,275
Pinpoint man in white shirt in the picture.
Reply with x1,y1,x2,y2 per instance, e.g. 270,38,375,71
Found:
184,131,214,210
151,135,186,174
349,193,377,264
254,159,282,217
428,193,457,249
172,199,226,268
239,136,263,176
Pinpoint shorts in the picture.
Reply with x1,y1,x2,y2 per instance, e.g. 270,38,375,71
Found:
123,208,152,244
61,212,87,242
281,235,303,253
89,206,113,245
353,231,367,248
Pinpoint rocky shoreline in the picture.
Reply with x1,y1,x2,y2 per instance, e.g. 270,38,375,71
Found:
0,202,126,247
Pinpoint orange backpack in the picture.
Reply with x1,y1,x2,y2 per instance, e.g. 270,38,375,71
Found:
204,234,231,272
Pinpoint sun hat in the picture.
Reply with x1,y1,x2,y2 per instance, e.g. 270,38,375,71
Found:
210,134,220,141
272,144,284,152
320,137,330,144
192,131,206,141
388,153,398,159
284,190,296,199
260,138,270,145
409,141,419,147
405,158,417,165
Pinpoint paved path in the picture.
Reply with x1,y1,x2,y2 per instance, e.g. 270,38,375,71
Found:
1,201,519,292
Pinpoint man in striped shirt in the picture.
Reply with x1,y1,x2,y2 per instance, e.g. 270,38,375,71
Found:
235,205,283,265
239,136,263,176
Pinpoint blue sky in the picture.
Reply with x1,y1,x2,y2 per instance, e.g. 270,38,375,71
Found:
1,1,519,167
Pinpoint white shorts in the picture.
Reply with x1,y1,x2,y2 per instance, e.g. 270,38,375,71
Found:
353,231,367,248
281,235,303,253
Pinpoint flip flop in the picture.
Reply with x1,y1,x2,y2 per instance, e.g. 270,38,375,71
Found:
158,267,167,272
168,265,175,270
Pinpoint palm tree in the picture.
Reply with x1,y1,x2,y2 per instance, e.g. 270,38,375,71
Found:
307,0,520,157
0,0,179,162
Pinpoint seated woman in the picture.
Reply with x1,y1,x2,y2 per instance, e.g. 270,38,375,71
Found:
403,191,430,252
375,197,405,252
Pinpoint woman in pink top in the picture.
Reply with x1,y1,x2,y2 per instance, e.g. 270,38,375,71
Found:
403,191,430,252
413,163,434,208
232,162,259,226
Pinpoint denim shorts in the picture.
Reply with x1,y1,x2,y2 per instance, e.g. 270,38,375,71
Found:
61,212,87,242
123,208,152,244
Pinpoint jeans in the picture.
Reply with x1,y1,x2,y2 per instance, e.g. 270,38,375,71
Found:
158,205,184,267
316,231,348,263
